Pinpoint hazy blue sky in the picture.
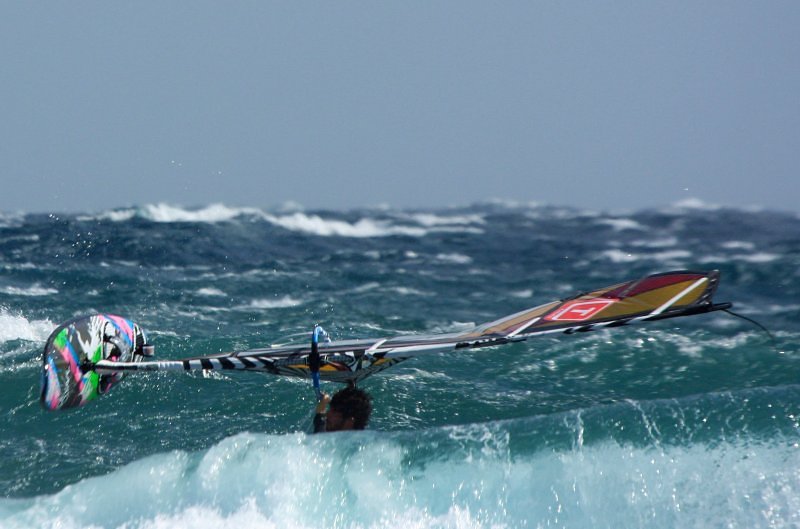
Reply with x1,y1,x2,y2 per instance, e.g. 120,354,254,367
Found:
2,2,798,213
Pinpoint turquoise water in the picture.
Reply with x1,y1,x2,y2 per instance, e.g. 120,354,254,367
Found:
1,201,799,528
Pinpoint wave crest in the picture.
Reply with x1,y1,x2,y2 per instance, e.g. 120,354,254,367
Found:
0,309,53,344
80,203,489,238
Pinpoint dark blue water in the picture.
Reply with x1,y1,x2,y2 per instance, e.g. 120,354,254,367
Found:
1,201,799,528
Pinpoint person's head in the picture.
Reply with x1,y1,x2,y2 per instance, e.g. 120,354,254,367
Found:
326,386,372,431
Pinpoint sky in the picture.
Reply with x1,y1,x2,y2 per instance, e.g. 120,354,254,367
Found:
1,2,799,214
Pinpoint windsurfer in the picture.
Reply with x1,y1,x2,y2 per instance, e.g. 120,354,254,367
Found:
313,386,373,433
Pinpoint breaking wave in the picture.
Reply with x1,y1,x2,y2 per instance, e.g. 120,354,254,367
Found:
0,309,53,345
77,203,489,238
2,387,799,529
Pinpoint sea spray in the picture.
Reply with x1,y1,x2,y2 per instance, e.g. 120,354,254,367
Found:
2,391,799,529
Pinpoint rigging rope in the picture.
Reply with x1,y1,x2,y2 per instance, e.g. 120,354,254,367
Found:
723,309,778,348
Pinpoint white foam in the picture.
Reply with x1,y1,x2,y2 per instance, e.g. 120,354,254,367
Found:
601,249,639,263
630,237,678,248
143,203,262,223
74,202,497,237
435,253,473,265
79,208,137,222
720,241,756,250
481,198,542,210
0,212,24,228
600,249,691,264
0,262,37,272
670,197,721,211
596,217,647,231
655,328,765,358
82,203,265,223
196,288,226,297
427,225,485,234
694,251,774,265
0,309,54,343
262,210,485,238
0,234,39,243
3,430,798,529
407,213,486,227
263,212,426,238
652,249,692,261
247,296,303,309
749,303,800,315
698,255,727,264
136,504,494,529
429,321,476,334
0,284,58,297
391,287,429,297
733,252,781,263
350,282,381,294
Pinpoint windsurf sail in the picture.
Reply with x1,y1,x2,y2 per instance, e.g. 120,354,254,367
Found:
41,270,731,410
40,314,152,411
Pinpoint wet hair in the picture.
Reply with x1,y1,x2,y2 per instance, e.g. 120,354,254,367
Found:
329,387,373,430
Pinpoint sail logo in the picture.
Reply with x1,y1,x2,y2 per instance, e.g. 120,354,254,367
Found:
545,299,616,322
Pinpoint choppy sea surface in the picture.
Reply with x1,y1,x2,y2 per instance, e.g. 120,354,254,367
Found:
1,200,799,528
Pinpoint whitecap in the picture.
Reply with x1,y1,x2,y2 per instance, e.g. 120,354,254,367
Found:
596,218,647,231
429,225,485,235
407,212,486,227
733,253,781,263
748,303,800,315
428,321,476,333
142,203,262,223
0,309,54,343
600,249,690,264
630,237,678,248
435,253,473,265
78,203,264,223
0,212,25,227
720,241,756,251
5,426,799,529
478,197,542,210
351,282,381,294
0,234,40,243
0,262,38,271
525,206,591,221
196,288,226,297
263,212,426,238
668,197,721,211
247,296,303,309
78,208,137,222
0,284,58,297
698,255,728,264
600,249,640,263
651,249,692,261
391,286,429,296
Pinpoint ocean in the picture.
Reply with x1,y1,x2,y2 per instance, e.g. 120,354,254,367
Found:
1,200,798,528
